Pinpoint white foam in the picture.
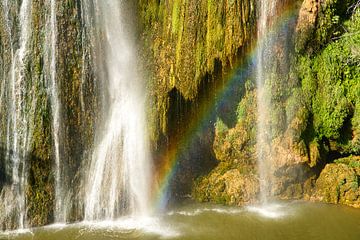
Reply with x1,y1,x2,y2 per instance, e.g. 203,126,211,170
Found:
78,216,180,239
246,203,288,219
42,222,67,231
168,207,243,216
0,217,179,239
0,228,34,237
83,0,152,221
0,223,68,238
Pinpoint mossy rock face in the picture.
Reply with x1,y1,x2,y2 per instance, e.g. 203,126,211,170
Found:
193,88,318,204
269,136,318,199
296,0,356,53
313,156,360,207
0,0,98,227
25,0,54,227
0,0,55,228
193,168,259,205
139,0,256,142
193,1,360,207
213,90,257,165
193,90,258,205
0,186,18,230
297,8,360,155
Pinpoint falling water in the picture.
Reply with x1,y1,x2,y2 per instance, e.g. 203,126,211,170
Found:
84,1,152,220
256,0,278,203
2,0,33,229
79,1,93,114
44,0,64,222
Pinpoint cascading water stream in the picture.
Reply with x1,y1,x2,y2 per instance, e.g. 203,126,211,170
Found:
44,0,64,223
84,0,152,221
2,0,33,229
79,2,92,114
256,0,278,203
12,0,32,229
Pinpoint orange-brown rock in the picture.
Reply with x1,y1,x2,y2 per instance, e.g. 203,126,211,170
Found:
313,156,360,208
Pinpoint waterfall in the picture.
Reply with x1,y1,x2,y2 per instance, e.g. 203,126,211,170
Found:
256,0,278,203
1,0,33,229
9,0,33,228
83,0,152,220
44,0,64,223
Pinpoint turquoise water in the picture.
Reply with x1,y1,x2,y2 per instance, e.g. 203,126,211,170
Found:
2,202,360,240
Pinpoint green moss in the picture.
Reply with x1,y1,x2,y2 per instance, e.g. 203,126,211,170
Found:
191,1,360,207
316,0,355,49
139,0,255,143
296,9,360,155
171,0,180,34
335,156,360,167
215,118,229,134
22,0,53,227
286,88,304,123
236,99,247,122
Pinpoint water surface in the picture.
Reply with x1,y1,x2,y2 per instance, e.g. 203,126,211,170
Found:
2,202,360,240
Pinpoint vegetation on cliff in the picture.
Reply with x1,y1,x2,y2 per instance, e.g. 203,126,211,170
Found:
0,0,98,228
139,0,255,142
0,0,359,230
193,0,360,206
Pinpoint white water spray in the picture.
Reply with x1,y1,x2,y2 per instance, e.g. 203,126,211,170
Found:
3,0,33,229
44,0,65,222
84,0,152,220
256,0,278,203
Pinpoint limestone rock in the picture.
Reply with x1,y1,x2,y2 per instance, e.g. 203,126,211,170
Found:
296,0,320,52
193,167,259,205
313,156,360,208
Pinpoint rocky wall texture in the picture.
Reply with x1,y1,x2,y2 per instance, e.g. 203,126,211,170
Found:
26,0,54,227
139,0,256,142
0,0,98,229
192,0,360,207
0,0,358,230
0,0,56,228
56,0,99,222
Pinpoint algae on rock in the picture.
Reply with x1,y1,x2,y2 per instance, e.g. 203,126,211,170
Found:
193,0,360,207
314,156,360,208
139,0,256,142
0,0,99,228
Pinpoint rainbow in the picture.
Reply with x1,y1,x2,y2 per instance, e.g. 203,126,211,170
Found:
151,2,299,211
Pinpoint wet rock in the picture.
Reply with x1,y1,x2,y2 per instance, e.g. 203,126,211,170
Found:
295,0,319,52
309,141,322,168
0,186,18,230
139,0,256,142
193,167,259,205
313,156,360,208
269,134,318,199
213,91,257,164
193,91,259,205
